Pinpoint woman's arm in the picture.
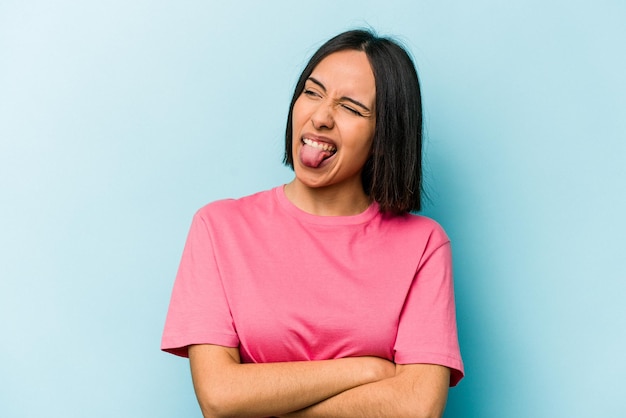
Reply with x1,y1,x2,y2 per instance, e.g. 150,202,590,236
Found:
280,363,450,418
188,344,396,418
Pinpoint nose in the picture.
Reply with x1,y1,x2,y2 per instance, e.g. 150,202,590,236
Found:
310,101,334,130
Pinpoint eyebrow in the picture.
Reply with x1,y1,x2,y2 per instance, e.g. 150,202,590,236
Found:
307,77,372,113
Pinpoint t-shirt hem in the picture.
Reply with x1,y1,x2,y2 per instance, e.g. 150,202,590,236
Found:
395,351,465,387
161,332,239,358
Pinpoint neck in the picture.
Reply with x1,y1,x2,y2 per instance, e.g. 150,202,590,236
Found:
284,178,372,216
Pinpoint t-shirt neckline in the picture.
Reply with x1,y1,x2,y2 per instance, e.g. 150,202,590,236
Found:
274,185,380,226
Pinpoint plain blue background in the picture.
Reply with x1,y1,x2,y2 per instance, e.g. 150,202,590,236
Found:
1,1,624,417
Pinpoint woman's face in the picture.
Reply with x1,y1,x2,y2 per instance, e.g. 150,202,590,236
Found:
291,49,376,191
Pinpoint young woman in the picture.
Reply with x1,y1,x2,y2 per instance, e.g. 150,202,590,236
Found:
162,29,464,418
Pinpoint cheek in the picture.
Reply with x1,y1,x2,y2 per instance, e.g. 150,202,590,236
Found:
291,98,307,129
355,124,375,153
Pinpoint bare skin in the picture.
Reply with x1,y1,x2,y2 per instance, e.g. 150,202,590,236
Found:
189,344,396,418
189,344,449,418
279,363,450,418
287,50,376,216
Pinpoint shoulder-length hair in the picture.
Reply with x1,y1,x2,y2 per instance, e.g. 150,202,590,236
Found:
284,29,424,215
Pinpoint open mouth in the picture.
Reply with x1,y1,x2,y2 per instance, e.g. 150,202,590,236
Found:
300,138,337,168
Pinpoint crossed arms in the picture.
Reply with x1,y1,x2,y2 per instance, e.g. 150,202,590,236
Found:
189,344,450,418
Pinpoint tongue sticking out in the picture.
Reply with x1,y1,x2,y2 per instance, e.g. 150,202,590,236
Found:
300,142,334,168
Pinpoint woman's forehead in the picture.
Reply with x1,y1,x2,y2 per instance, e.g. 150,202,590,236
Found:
309,50,375,100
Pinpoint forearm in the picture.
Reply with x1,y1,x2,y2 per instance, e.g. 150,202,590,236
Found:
189,345,394,418
199,359,382,417
280,364,450,418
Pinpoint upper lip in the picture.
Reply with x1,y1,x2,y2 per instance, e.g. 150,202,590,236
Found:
301,133,337,149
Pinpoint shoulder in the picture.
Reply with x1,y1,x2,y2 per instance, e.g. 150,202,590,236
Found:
190,188,280,237
194,188,275,220
383,212,449,241
374,212,451,260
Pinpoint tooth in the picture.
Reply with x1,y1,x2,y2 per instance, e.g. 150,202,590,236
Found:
303,138,336,151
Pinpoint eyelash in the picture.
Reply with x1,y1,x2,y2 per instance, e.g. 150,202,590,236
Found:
342,105,363,117
303,89,364,117
303,89,320,98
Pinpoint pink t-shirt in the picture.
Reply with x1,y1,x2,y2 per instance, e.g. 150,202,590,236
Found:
161,186,464,386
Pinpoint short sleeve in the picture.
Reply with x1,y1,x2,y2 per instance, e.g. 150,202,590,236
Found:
393,237,465,386
161,210,239,357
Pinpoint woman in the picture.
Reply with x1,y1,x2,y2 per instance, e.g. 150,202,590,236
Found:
162,29,464,417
